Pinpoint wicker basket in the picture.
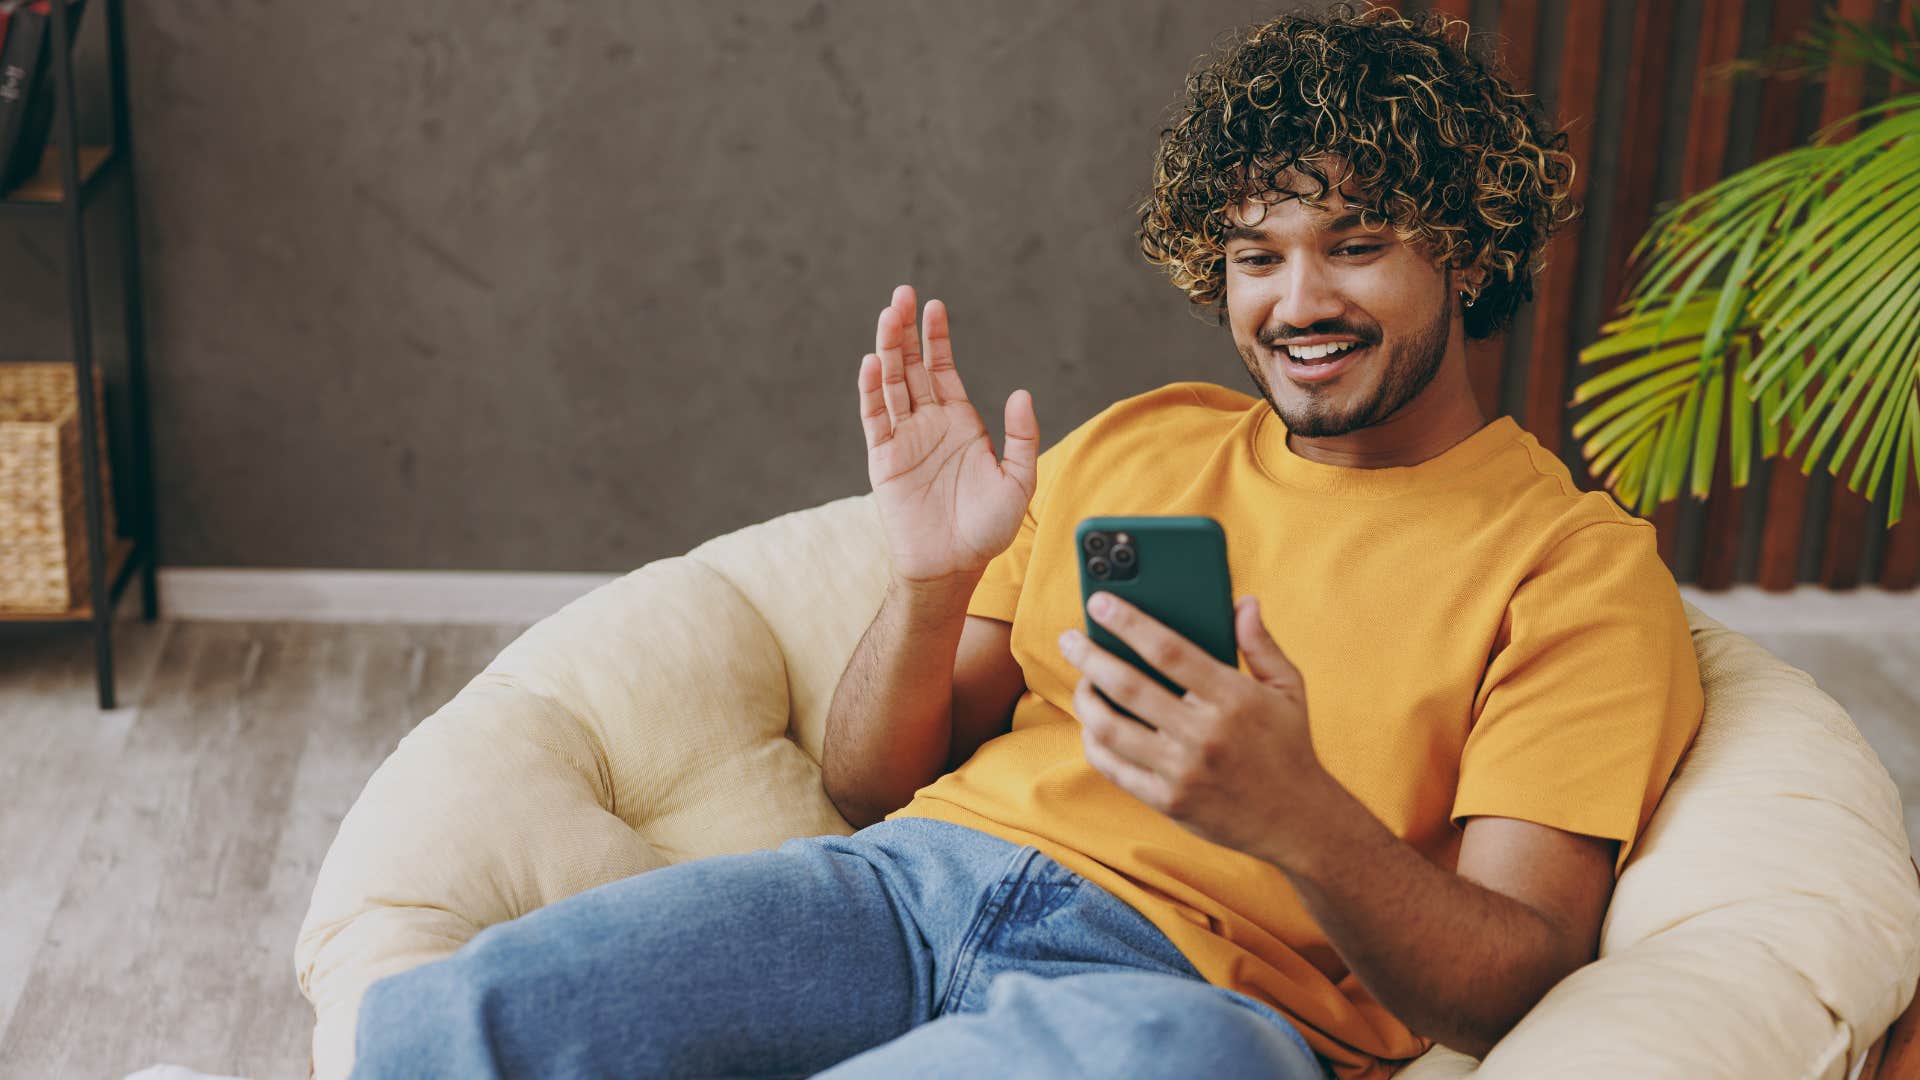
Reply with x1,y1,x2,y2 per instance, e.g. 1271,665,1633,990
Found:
0,363,120,613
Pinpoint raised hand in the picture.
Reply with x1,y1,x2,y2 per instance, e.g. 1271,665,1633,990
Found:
857,284,1040,590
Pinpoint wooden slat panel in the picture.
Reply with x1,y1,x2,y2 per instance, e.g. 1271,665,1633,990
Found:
1820,495,1873,586
1421,0,1507,420
1897,0,1920,98
1523,1,1606,458
1416,0,1913,594
1691,361,1745,583
1885,470,1920,587
1594,2,1682,536
1813,0,1882,588
1754,0,1882,589
1876,0,1920,589
1697,0,1823,589
1642,0,1747,573
1756,356,1820,587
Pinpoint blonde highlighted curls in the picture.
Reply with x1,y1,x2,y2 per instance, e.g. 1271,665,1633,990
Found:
1134,2,1579,340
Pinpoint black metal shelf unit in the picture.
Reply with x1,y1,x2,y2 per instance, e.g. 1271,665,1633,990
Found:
2,0,158,710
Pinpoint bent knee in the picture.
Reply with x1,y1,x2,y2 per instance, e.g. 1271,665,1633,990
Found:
988,971,1320,1078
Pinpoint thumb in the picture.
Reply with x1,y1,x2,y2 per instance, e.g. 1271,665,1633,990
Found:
1235,595,1296,685
1000,389,1039,490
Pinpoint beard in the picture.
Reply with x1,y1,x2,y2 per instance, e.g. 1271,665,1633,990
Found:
1235,278,1453,438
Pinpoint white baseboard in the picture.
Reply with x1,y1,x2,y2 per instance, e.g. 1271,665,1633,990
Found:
1677,584,1920,635
117,569,1919,632
141,568,621,624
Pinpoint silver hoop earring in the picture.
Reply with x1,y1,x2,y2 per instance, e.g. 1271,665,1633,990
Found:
1462,288,1480,308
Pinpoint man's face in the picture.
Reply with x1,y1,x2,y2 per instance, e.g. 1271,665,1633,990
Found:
1223,178,1462,438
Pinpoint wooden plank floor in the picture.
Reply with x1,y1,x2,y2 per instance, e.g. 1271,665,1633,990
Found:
0,620,529,1080
0,618,1914,1079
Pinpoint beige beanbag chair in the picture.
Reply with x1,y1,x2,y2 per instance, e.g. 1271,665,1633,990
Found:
294,492,1920,1079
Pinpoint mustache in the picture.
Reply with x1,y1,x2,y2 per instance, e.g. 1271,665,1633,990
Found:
1261,331,1375,347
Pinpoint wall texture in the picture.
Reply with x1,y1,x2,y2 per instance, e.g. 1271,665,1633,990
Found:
5,0,1321,571
1,0,1909,580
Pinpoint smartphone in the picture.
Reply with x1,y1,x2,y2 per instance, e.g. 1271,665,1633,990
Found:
1074,515,1237,728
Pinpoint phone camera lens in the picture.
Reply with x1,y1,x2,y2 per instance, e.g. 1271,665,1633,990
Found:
1088,556,1110,578
1111,545,1134,566
1084,533,1109,555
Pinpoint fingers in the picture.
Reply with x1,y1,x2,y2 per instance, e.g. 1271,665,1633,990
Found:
857,352,892,449
1080,716,1174,808
1084,592,1231,703
919,299,971,406
1076,676,1170,765
874,306,915,425
887,285,937,409
866,285,975,442
1065,636,1188,728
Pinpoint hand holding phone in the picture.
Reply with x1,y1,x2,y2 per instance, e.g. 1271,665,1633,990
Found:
1074,515,1237,726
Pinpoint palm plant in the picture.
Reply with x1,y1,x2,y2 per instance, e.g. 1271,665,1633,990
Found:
1571,5,1920,526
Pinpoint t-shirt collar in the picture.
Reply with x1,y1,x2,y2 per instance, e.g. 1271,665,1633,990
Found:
1250,405,1521,498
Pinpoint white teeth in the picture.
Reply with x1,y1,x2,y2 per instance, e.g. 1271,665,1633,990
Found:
1286,340,1360,362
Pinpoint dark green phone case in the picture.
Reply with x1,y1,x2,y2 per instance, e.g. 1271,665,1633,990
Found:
1074,515,1236,725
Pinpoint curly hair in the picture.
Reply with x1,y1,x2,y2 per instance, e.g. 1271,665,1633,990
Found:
1133,1,1579,340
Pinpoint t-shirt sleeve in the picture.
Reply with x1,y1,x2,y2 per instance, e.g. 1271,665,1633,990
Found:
1450,520,1704,878
964,413,1100,624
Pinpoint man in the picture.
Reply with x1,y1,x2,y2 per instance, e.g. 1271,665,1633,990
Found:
350,5,1702,1078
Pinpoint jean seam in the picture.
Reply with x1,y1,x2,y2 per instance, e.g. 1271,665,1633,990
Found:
935,880,1008,1015
933,845,1040,1015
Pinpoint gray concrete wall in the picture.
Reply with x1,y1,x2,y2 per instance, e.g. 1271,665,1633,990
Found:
8,0,1325,571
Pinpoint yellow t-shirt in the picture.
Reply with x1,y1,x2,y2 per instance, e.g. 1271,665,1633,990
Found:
886,380,1704,1078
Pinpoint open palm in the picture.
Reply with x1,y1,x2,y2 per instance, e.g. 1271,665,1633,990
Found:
858,285,1040,587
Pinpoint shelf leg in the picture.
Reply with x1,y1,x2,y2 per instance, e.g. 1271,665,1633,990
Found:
106,0,158,623
51,0,117,710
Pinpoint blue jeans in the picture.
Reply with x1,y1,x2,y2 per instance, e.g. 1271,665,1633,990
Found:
351,816,1328,1078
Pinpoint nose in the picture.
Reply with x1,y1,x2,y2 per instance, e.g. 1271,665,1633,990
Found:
1268,262,1348,338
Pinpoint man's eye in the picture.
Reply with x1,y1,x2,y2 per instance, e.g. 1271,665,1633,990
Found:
1231,245,1381,266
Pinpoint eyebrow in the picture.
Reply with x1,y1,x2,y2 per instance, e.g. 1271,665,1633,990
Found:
1223,210,1375,245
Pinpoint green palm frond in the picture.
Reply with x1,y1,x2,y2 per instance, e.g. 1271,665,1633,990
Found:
1573,7,1920,528
1710,2,1920,89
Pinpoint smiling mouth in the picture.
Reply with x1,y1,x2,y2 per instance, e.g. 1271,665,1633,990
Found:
1274,341,1371,382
